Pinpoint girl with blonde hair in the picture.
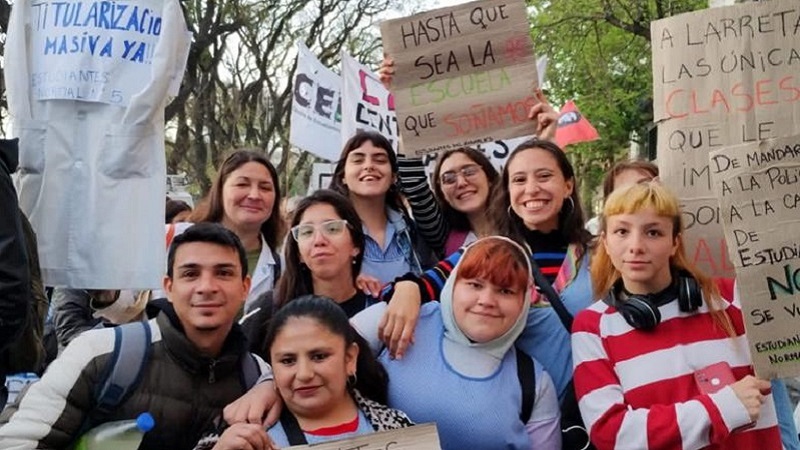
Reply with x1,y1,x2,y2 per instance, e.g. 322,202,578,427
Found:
573,182,780,449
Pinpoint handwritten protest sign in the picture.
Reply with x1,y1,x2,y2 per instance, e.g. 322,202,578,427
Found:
291,42,343,161
27,0,178,106
287,423,441,450
341,51,400,152
380,0,538,156
650,0,800,277
709,135,800,378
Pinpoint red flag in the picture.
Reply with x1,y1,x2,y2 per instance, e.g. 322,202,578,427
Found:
555,100,599,149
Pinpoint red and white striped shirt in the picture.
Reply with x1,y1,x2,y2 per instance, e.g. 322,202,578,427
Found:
572,297,781,450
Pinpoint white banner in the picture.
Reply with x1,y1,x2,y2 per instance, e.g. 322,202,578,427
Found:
307,162,337,194
341,51,400,151
28,0,179,106
290,42,343,162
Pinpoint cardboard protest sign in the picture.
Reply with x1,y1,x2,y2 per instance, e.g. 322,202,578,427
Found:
380,0,538,156
27,0,187,106
417,55,546,173
341,51,400,152
708,135,800,378
287,423,441,450
650,0,800,277
290,42,343,162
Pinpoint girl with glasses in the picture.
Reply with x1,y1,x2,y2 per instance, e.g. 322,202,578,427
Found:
403,147,500,257
240,190,372,359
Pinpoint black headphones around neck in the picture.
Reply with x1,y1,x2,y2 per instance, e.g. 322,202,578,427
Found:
605,271,702,330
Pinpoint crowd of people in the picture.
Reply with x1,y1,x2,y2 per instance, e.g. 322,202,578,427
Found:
0,68,798,450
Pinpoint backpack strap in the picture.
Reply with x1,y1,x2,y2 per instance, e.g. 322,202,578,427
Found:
279,407,307,445
529,259,574,332
516,348,536,424
94,321,152,417
239,353,260,390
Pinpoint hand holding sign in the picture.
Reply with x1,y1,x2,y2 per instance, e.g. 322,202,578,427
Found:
378,57,395,90
527,89,557,142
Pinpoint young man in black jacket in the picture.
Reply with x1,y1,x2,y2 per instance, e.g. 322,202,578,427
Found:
0,223,278,449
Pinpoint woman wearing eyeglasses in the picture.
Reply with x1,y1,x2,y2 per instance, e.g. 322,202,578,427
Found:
396,148,499,257
240,190,370,359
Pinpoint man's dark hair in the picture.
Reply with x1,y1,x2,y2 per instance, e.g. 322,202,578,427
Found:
166,223,248,279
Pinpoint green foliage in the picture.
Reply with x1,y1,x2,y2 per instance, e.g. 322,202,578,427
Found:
527,0,707,211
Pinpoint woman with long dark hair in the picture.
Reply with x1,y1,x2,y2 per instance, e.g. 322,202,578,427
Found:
328,131,437,286
196,296,412,449
163,150,283,310
241,190,369,358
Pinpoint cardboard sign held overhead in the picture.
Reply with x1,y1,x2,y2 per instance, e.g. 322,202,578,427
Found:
380,0,538,156
650,0,800,278
708,135,800,379
287,423,442,450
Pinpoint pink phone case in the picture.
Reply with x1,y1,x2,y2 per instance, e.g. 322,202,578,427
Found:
694,362,736,395
695,362,756,432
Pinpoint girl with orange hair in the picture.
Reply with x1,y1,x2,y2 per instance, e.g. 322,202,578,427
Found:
352,237,561,449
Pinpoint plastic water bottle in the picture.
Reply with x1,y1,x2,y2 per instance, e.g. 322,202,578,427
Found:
74,412,155,450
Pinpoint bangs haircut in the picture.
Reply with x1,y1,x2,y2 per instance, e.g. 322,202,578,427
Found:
593,182,735,337
456,239,529,293
602,181,681,237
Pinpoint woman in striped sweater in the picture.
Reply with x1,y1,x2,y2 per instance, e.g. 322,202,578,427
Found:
572,181,780,449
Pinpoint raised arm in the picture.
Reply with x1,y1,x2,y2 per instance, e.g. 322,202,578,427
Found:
397,155,448,256
377,250,464,358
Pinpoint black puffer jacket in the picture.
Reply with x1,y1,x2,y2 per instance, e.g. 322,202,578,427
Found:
0,138,30,357
0,301,267,450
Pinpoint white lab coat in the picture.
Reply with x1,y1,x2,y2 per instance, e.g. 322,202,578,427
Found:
6,0,191,288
